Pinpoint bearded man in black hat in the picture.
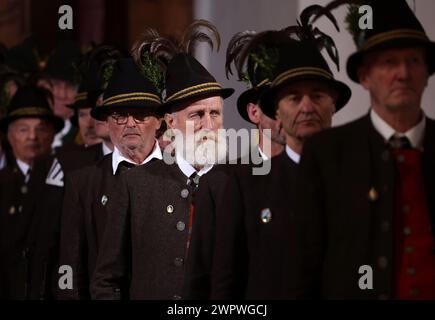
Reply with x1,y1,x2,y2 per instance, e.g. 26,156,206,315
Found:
0,85,63,299
285,0,435,299
209,7,351,300
91,21,234,300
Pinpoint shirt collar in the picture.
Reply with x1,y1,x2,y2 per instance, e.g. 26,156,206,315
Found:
370,109,426,149
112,140,162,175
285,145,300,164
175,152,214,178
16,158,31,176
102,142,112,156
258,145,269,161
0,152,6,170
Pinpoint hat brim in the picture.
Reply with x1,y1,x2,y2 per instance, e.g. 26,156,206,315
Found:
260,76,352,120
162,88,234,114
90,101,162,121
347,39,435,83
237,86,269,124
0,114,64,134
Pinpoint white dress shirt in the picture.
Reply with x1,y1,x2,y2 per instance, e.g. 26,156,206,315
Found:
102,142,112,156
112,140,163,175
370,109,426,149
285,145,300,164
175,151,214,178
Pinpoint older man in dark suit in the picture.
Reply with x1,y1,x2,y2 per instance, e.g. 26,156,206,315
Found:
56,57,164,300
0,85,63,299
284,0,435,299
91,21,234,300
209,19,351,299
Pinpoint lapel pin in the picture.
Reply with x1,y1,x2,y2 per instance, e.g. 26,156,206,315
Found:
101,195,108,206
9,206,16,215
368,187,379,202
261,208,272,224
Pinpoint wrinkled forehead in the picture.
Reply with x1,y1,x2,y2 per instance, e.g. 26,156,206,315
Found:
277,79,336,96
10,117,49,128
363,46,428,65
182,96,223,113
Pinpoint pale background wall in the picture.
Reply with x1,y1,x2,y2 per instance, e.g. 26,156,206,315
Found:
194,0,435,129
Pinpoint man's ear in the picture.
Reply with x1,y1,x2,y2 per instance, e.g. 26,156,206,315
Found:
164,113,175,129
246,103,261,124
275,107,281,122
357,65,370,90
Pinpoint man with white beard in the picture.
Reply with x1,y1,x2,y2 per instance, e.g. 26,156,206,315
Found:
91,21,234,300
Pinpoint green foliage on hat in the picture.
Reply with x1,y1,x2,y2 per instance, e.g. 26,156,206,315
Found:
249,46,279,85
140,51,164,94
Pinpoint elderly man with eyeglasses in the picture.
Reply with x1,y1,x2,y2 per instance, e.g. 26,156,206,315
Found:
56,58,164,300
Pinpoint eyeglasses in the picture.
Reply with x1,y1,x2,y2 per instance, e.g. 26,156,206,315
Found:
110,112,153,125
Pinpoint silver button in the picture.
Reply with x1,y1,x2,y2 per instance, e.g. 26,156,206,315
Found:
9,206,16,215
21,185,28,194
381,221,390,232
176,221,185,231
397,154,406,163
180,189,189,199
410,288,419,297
378,256,388,269
260,208,272,224
368,187,379,202
407,267,416,276
167,205,174,214
405,246,414,254
173,295,182,300
174,257,184,267
101,195,108,206
404,227,412,236
18,206,23,213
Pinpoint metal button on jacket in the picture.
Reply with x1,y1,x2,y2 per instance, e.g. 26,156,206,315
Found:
167,205,174,214
176,221,185,231
261,208,272,224
404,227,412,236
21,185,28,194
407,267,416,276
9,206,16,215
397,154,406,163
180,189,189,199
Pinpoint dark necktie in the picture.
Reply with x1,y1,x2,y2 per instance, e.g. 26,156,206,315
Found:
186,172,200,257
388,136,412,149
116,160,135,175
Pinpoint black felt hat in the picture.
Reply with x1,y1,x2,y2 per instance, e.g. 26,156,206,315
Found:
43,40,82,84
260,39,351,119
345,0,435,83
226,30,294,124
0,85,64,133
162,53,234,112
236,80,270,123
68,61,102,111
91,58,162,120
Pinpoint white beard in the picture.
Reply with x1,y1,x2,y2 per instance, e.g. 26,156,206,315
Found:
175,129,227,167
